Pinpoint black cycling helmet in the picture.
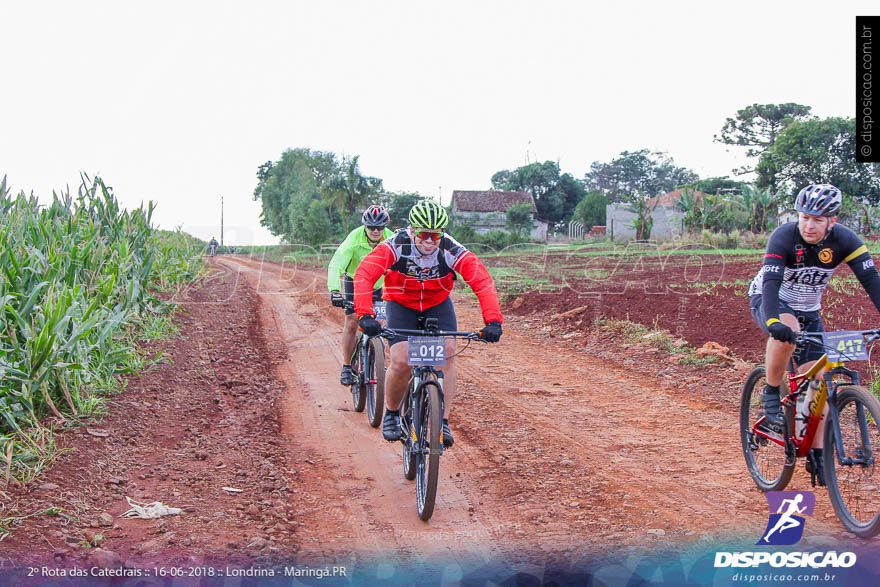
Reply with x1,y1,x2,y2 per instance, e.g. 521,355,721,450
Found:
794,184,842,217
362,205,389,227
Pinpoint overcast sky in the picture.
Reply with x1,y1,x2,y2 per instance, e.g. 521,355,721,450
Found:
1,1,873,245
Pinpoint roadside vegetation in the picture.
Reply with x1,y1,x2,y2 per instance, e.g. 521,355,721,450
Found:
0,175,202,490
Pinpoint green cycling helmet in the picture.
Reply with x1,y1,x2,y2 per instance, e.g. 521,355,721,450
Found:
408,200,449,230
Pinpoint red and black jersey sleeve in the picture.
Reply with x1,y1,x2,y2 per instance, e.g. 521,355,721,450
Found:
452,252,503,324
353,243,395,318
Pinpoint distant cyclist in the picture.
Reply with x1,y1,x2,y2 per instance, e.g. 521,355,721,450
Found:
748,183,880,484
327,205,394,386
353,199,503,448
208,237,219,256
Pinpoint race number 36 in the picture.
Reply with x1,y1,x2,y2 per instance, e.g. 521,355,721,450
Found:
408,337,446,366
373,301,387,321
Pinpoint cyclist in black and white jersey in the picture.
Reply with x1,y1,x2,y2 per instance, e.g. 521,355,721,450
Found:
748,184,880,483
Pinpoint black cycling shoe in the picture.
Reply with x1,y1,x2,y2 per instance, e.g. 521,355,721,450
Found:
805,448,826,487
340,365,355,386
759,387,784,432
441,420,454,448
382,410,402,442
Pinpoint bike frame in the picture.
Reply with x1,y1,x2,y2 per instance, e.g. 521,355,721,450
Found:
349,331,381,390
403,365,445,456
380,324,483,451
751,334,876,466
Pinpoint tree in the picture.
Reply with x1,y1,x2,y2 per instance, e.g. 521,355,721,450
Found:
385,191,422,228
757,117,880,206
737,184,774,233
505,202,534,237
693,176,745,196
572,191,608,228
676,189,744,234
300,200,332,246
325,155,383,231
628,193,656,241
491,161,585,224
255,148,380,243
714,103,813,179
585,150,698,202
253,161,274,201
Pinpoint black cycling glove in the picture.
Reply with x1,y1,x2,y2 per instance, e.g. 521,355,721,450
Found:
480,321,503,343
358,315,382,337
330,290,344,308
767,321,796,344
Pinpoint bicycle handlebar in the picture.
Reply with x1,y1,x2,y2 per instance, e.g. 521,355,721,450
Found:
380,328,487,342
795,328,880,345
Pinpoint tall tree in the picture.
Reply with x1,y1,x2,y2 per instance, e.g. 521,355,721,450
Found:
325,155,383,231
490,161,585,224
757,117,880,207
255,148,378,242
584,150,698,202
385,191,422,228
714,103,813,180
571,191,608,228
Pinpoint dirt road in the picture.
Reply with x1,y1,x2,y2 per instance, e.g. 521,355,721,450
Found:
220,255,861,564
0,255,869,583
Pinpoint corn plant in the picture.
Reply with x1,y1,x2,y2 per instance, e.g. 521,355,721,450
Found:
0,175,201,484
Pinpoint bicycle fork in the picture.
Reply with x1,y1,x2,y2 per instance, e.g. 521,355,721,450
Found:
407,370,445,456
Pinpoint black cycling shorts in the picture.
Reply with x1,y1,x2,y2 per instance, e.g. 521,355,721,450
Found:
749,294,824,364
342,274,382,316
385,297,457,347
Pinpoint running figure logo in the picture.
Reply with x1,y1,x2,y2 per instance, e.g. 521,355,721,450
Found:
759,491,815,545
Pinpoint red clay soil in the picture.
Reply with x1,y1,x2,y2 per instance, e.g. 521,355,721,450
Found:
505,255,880,366
0,254,875,584
0,261,298,575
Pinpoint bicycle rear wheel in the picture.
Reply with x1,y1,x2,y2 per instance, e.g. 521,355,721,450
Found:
350,337,366,413
416,379,443,521
824,385,880,538
366,338,386,428
740,366,795,491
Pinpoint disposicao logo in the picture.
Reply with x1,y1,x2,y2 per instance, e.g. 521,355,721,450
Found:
759,490,814,546
714,491,857,569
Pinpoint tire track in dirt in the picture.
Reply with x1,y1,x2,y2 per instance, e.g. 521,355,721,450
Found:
220,256,869,565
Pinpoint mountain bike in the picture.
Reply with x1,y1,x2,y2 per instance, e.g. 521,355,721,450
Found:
208,243,218,257
740,328,880,537
380,317,485,521
345,301,387,427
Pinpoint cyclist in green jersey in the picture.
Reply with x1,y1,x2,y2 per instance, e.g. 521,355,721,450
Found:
327,205,394,385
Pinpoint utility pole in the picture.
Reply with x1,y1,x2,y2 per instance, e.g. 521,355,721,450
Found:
220,196,224,246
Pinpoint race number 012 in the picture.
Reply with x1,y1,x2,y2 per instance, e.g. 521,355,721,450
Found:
407,337,446,366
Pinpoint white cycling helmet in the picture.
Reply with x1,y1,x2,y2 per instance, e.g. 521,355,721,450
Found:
794,184,842,217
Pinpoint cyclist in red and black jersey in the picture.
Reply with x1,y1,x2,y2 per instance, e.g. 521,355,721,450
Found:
748,184,880,483
353,200,503,447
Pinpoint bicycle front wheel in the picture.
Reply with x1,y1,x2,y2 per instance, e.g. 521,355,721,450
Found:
351,338,366,413
824,385,880,538
416,379,443,521
366,338,386,428
740,366,794,491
